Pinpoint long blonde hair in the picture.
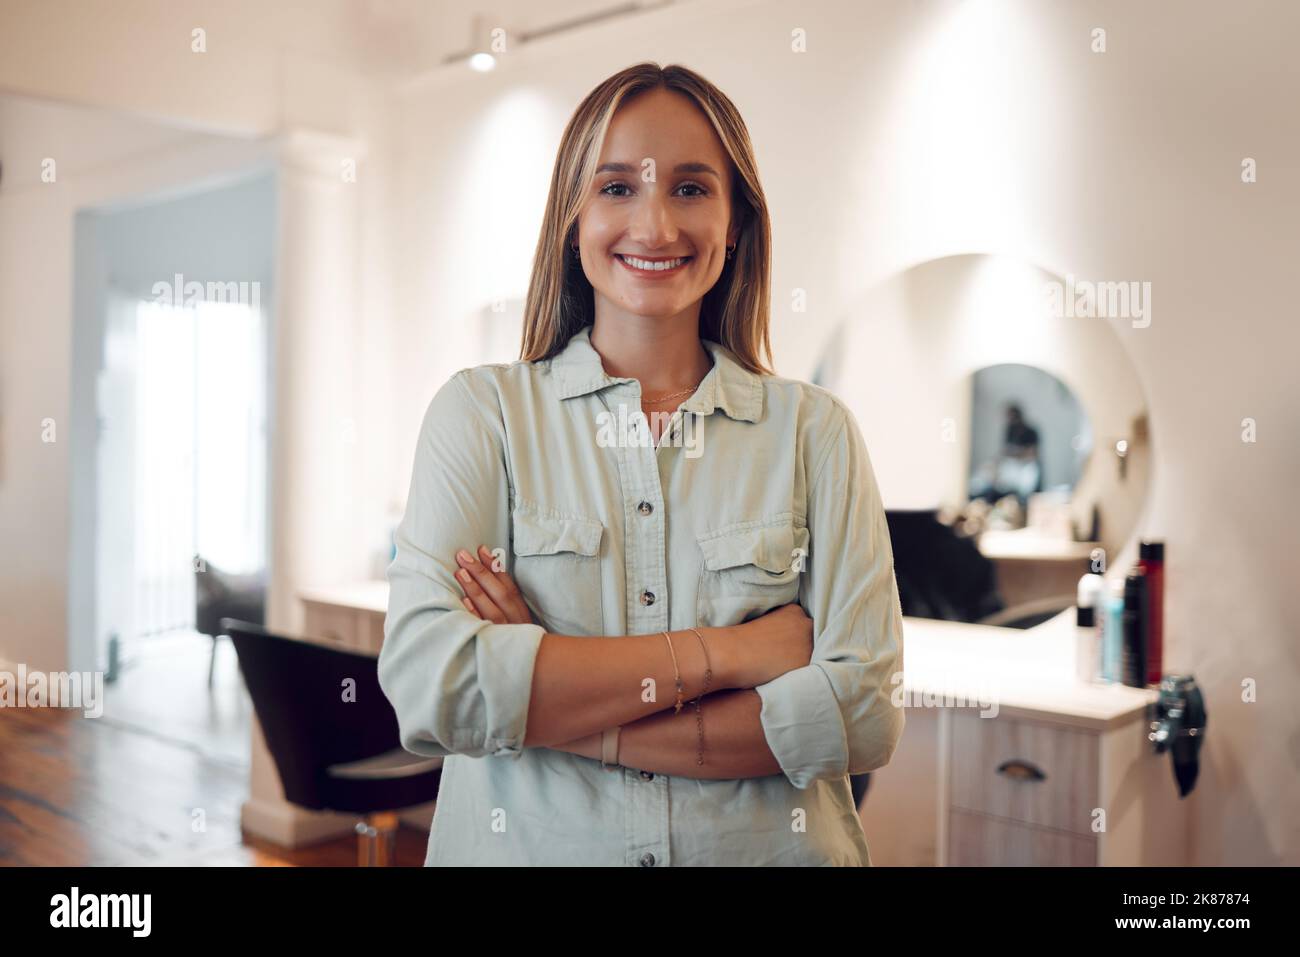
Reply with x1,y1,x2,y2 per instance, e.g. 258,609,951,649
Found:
520,62,775,375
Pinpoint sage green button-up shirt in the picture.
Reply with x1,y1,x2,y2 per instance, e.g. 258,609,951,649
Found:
379,324,905,866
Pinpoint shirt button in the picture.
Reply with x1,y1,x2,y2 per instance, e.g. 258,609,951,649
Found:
640,770,654,781
637,501,653,516
640,590,656,606
639,852,656,867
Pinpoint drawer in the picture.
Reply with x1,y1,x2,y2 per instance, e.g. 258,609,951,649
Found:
949,809,1097,866
303,601,362,648
949,711,1099,837
357,609,385,652
303,601,387,653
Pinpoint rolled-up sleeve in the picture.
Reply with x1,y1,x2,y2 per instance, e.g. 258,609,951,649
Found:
378,371,546,760
754,402,906,789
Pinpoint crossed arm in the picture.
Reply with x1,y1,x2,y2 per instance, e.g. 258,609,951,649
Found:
453,543,782,780
550,688,780,780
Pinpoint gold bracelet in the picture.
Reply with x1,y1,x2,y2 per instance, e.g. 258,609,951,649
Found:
662,631,686,714
688,627,712,765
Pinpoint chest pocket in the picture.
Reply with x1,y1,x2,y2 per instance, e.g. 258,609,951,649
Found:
510,502,604,636
696,517,810,626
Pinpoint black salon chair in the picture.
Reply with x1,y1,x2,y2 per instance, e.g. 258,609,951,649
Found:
884,509,1005,623
223,618,442,865
850,770,871,809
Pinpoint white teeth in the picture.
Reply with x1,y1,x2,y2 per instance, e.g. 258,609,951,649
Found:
619,254,688,271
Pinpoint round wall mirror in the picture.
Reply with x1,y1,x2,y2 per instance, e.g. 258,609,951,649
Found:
814,253,1152,626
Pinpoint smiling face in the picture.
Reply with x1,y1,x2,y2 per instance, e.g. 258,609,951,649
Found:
575,86,739,323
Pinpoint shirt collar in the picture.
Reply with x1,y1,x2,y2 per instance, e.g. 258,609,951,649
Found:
548,324,763,423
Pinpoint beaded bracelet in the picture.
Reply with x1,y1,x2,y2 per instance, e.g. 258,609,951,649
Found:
688,627,713,765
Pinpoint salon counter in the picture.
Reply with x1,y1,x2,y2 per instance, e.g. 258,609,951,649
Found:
867,610,1193,866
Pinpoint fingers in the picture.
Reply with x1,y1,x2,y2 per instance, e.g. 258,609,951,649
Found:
456,546,515,607
457,564,506,623
476,544,523,604
454,544,539,627
457,545,520,624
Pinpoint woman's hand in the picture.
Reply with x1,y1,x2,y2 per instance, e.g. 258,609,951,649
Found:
454,545,536,625
728,602,814,688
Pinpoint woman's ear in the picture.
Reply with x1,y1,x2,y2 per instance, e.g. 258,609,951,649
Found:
727,204,746,249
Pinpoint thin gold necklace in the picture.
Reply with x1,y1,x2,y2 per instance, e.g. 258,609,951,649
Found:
643,363,711,405
643,382,700,404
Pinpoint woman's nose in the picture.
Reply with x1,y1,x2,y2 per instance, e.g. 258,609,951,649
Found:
628,189,678,244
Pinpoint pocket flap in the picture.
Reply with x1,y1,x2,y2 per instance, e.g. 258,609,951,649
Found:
511,506,603,558
698,521,800,573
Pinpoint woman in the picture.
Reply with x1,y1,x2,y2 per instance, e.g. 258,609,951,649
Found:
379,62,905,866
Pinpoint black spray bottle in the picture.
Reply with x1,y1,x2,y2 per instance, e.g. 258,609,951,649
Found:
1121,566,1150,688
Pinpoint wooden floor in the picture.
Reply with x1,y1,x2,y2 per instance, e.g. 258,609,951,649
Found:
0,633,428,867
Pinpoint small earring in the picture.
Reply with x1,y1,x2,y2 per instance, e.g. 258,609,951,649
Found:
725,244,736,260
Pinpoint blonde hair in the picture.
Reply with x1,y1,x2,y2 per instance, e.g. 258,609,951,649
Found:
519,62,774,375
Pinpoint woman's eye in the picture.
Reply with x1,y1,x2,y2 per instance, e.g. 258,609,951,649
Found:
598,181,708,198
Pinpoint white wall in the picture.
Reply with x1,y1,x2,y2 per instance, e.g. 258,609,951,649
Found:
385,0,1300,865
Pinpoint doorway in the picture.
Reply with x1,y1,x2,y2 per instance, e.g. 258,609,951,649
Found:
76,172,276,764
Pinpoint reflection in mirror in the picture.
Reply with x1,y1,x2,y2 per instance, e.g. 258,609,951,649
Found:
965,363,1092,521
815,254,1152,629
969,364,1092,507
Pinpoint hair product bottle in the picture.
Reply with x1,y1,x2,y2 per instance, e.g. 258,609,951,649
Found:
1139,541,1165,685
1101,576,1124,683
1075,564,1105,682
1122,566,1150,688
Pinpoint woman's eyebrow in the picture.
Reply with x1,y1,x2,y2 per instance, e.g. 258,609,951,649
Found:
595,160,721,178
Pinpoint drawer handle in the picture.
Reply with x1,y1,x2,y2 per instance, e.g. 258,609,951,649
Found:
995,759,1046,782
